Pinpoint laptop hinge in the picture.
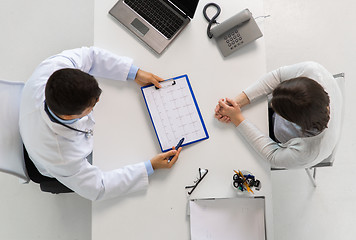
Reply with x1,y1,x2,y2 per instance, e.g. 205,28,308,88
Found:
163,0,188,19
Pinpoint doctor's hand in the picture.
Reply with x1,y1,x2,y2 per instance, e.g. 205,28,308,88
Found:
216,98,245,127
150,147,182,169
135,69,164,89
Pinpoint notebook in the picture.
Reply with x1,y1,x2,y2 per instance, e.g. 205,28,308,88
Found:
189,197,266,240
141,75,208,152
109,0,200,55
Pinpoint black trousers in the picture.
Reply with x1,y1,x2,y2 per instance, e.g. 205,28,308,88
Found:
23,145,55,183
23,145,73,193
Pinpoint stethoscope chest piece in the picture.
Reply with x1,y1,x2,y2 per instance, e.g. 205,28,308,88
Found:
85,129,93,139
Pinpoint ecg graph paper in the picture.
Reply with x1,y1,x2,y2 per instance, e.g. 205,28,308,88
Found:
142,75,208,152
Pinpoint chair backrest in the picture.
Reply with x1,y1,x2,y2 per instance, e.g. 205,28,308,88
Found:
0,80,29,182
312,73,345,168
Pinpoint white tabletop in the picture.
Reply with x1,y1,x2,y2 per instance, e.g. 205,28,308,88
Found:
92,0,273,239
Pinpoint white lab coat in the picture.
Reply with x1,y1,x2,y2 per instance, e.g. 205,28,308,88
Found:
19,47,149,201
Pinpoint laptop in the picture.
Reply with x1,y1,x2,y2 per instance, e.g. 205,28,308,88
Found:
109,0,200,55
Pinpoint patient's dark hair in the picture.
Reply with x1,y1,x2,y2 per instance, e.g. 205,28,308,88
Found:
45,68,102,115
271,77,330,132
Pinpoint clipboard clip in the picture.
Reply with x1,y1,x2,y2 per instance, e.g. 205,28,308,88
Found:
185,168,208,195
155,79,176,89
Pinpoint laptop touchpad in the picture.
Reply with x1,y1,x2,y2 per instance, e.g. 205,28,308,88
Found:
131,18,149,36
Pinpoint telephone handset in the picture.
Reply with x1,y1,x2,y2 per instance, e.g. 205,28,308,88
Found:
203,3,263,57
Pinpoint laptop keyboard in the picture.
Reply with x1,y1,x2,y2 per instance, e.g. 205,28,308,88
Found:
124,0,184,39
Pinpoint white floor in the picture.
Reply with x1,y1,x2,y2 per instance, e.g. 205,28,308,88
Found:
1,0,356,239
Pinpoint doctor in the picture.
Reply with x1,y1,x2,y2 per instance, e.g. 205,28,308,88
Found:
19,46,182,201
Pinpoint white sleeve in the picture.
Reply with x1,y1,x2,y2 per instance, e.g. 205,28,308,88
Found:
45,157,149,201
243,70,282,102
22,46,133,107
236,120,319,169
54,46,134,81
243,62,317,102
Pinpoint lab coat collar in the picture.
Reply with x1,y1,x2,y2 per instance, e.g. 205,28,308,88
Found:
40,101,95,139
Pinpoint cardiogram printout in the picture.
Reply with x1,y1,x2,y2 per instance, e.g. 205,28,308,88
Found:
141,75,209,152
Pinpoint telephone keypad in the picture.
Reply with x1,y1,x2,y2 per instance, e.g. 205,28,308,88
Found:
224,29,244,50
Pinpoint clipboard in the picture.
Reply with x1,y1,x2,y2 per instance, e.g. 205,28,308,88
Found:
141,75,209,152
189,197,267,240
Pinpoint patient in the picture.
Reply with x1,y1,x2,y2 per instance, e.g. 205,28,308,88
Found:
214,62,343,169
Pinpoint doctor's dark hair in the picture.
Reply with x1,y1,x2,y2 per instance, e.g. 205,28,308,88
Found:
271,77,330,132
45,68,102,115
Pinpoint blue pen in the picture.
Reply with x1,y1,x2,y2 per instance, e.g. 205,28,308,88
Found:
168,137,185,162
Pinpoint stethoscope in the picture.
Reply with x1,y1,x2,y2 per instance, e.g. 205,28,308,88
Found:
44,102,93,138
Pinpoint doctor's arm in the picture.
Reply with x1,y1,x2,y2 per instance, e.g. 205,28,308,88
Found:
134,69,163,89
127,65,163,88
57,47,164,87
44,158,149,201
150,147,182,169
45,147,181,201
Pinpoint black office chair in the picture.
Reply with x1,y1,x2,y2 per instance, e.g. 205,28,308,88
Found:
270,73,345,187
23,145,74,194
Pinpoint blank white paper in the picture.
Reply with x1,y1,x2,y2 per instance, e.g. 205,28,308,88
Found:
189,197,266,240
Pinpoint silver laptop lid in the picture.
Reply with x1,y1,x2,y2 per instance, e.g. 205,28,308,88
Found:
109,0,200,55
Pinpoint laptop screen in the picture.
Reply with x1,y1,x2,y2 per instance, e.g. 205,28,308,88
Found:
168,0,199,19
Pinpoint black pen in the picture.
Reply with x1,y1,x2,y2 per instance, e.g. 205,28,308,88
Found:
168,137,185,162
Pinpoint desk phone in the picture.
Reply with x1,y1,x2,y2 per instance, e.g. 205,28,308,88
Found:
205,7,263,57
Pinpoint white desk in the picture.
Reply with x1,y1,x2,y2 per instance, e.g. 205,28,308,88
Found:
92,0,273,239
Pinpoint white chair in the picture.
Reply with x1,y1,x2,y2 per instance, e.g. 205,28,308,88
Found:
0,79,29,182
304,73,345,186
0,79,75,193
271,73,345,187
